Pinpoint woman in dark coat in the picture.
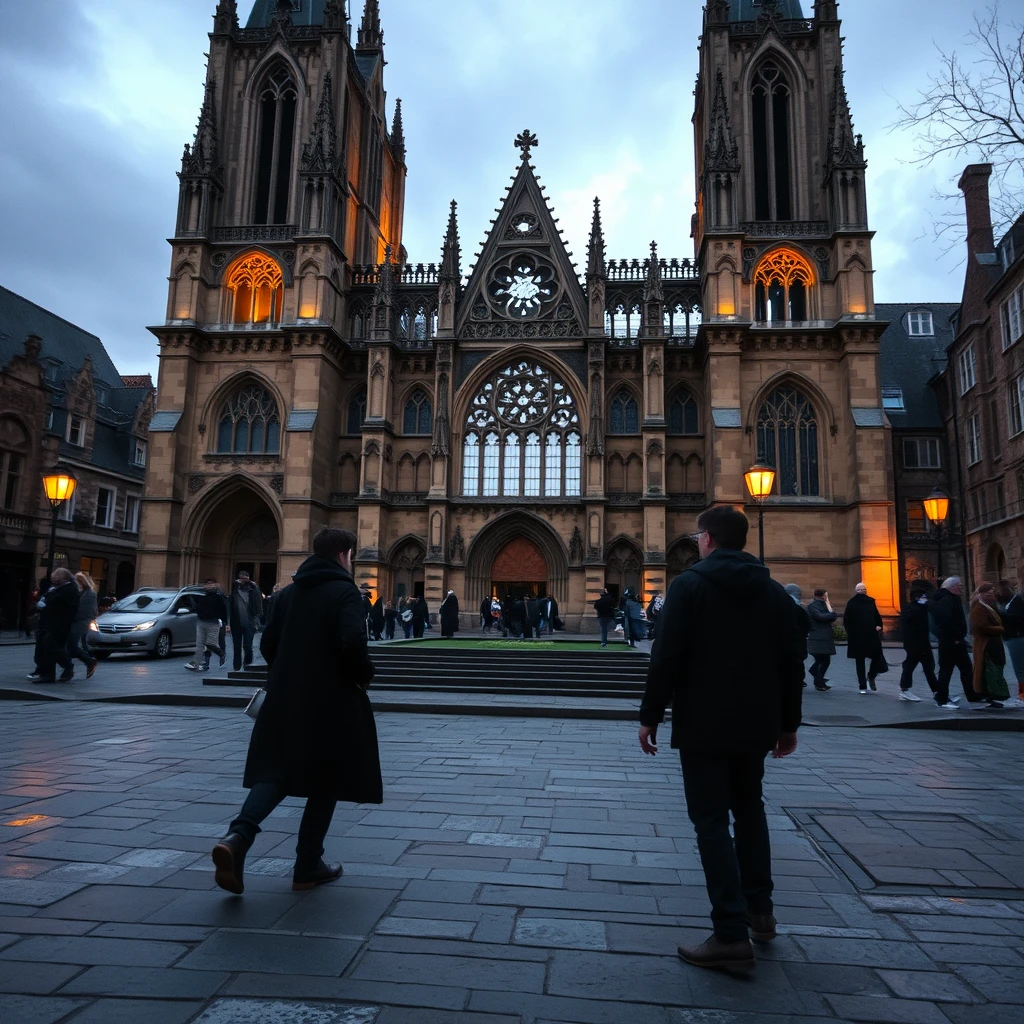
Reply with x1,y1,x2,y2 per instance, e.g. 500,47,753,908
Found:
212,528,380,895
843,583,884,692
411,596,427,638
806,588,838,690
440,591,459,638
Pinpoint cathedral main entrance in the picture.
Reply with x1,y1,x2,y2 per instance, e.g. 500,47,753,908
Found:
489,537,548,601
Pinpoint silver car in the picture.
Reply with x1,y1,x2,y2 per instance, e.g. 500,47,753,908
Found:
90,586,206,659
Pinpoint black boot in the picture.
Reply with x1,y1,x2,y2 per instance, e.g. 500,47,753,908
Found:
292,859,343,891
212,833,250,894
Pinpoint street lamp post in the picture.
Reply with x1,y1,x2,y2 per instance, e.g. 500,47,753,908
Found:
41,468,77,580
744,463,776,565
922,485,950,582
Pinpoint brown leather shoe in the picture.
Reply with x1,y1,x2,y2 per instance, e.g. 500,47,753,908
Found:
212,833,249,894
747,912,777,942
677,935,755,973
292,859,343,891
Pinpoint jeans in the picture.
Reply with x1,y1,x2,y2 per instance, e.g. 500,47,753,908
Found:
195,621,221,666
598,616,613,645
810,653,831,687
232,623,256,670
900,647,938,695
680,749,773,943
401,618,412,639
1006,637,1024,696
937,640,978,704
67,624,94,666
538,617,550,636
229,782,337,870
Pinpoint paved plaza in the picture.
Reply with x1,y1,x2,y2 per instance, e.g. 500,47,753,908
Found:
0,692,1022,1024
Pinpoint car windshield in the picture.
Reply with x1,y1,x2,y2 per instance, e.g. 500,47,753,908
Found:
109,593,176,613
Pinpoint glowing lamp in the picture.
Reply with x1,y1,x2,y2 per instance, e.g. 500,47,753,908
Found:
922,486,949,525
42,469,77,508
744,464,776,501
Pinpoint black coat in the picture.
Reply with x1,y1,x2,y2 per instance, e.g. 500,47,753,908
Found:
806,599,838,655
229,581,263,629
244,556,382,804
1003,593,1024,641
640,549,804,753
196,589,228,623
901,601,932,654
43,582,80,639
593,593,616,618
526,598,541,628
440,594,459,635
928,587,967,644
843,593,883,659
791,601,811,659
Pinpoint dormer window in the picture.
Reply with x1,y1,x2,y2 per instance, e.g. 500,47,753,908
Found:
67,415,85,447
905,311,934,336
95,387,109,406
133,440,147,467
881,387,905,412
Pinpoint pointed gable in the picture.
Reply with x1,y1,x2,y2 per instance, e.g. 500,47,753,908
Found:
458,133,587,340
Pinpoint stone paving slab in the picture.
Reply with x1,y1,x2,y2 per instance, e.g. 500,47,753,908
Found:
0,700,1023,1021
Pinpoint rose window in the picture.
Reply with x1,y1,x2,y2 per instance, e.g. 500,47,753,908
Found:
486,252,559,319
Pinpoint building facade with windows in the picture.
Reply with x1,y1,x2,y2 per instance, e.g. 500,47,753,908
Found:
139,0,900,624
937,165,1024,588
0,286,154,631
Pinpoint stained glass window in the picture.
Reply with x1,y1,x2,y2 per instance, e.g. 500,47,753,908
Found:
216,384,280,455
403,390,432,434
609,390,639,434
755,386,819,496
668,391,699,434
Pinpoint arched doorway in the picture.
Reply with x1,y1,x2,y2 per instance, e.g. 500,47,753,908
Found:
667,537,700,589
986,543,1007,582
390,538,425,601
490,536,548,601
605,539,643,603
233,513,279,595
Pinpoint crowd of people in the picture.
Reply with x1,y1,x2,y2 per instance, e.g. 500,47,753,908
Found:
24,569,101,683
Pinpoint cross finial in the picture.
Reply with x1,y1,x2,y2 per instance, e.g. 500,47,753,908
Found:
514,130,538,159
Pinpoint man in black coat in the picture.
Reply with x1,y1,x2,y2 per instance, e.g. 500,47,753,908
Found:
784,585,811,688
480,595,494,633
843,583,884,692
36,568,80,683
229,571,264,671
439,590,459,638
899,581,942,705
212,528,381,895
639,506,803,973
411,596,427,638
525,596,541,639
929,576,981,706
594,588,616,647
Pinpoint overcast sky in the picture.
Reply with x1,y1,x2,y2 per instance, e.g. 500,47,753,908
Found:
0,0,992,378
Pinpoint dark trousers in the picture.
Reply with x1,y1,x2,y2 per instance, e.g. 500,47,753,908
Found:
232,623,256,670
39,629,73,677
598,616,613,645
937,640,979,704
67,624,94,666
33,628,48,671
680,749,773,943
810,653,831,687
854,657,878,690
229,782,337,870
900,647,938,695
413,620,424,638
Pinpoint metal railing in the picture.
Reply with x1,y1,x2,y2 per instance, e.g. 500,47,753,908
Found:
966,496,1024,534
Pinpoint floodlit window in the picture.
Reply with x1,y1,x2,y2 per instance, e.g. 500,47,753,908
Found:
1001,286,1024,350
754,249,814,322
228,253,285,324
133,440,147,467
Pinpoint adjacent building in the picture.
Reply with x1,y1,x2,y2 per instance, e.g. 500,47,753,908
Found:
139,0,901,625
0,286,154,631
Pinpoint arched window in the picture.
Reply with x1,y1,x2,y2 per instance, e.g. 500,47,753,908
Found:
755,386,819,497
462,361,581,497
254,66,297,224
754,249,814,323
347,389,366,435
403,391,432,434
216,384,280,455
752,62,792,221
668,391,699,435
0,416,28,511
227,253,285,324
609,389,639,434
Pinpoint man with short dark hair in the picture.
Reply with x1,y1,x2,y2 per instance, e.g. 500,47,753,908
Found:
639,505,803,973
930,576,981,707
186,577,228,672
35,569,80,683
212,526,381,894
229,570,263,670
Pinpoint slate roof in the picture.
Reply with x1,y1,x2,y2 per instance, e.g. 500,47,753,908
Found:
876,302,960,431
729,0,805,20
246,0,327,28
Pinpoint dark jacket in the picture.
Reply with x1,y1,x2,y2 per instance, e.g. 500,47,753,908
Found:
369,597,385,630
480,597,492,620
411,599,428,626
929,587,967,644
593,593,616,618
901,600,932,654
73,589,98,627
525,598,541,628
806,599,837,655
1001,593,1024,641
244,556,381,803
195,589,228,623
440,593,459,635
230,580,263,630
43,581,80,638
640,548,804,752
843,592,883,659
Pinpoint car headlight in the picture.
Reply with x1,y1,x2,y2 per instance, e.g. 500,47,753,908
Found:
88,621,99,632
133,620,158,631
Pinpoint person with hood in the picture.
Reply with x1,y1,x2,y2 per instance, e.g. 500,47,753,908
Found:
899,582,944,705
995,579,1024,707
930,577,980,707
186,577,229,673
623,588,646,647
843,583,884,693
35,569,80,683
440,590,460,638
594,588,616,647
639,505,803,973
229,570,264,671
784,585,811,687
806,588,837,691
211,527,380,895
969,583,1008,709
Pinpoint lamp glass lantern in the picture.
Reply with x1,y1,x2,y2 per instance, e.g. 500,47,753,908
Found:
744,464,776,501
922,487,949,526
42,470,77,508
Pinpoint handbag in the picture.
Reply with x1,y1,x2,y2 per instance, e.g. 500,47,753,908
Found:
244,688,266,720
869,653,889,676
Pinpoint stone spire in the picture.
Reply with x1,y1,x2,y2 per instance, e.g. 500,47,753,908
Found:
440,201,461,285
357,0,383,50
300,73,337,174
643,240,664,304
322,0,347,31
825,65,866,172
374,244,396,308
212,0,238,34
181,76,218,177
704,68,739,173
587,197,606,279
390,98,406,165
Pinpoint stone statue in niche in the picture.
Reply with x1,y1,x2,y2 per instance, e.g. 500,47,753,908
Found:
569,526,583,564
449,525,465,562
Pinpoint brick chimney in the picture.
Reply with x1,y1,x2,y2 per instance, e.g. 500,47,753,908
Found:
958,163,994,257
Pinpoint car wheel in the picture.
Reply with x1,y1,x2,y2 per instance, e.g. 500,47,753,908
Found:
151,631,172,659
92,651,111,661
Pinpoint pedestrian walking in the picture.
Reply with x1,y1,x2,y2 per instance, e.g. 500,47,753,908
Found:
594,588,615,647
369,595,385,641
525,595,541,639
843,582,885,693
623,588,645,647
490,596,503,634
806,588,837,690
440,590,459,638
480,595,493,633
27,576,51,681
646,592,664,640
969,583,1008,709
186,578,228,672
929,577,980,707
784,585,811,687
399,597,414,638
995,579,1024,707
898,582,942,705
34,569,80,683
383,600,397,640
638,506,803,973
411,596,427,638
229,571,263,671
67,572,99,679
211,527,381,895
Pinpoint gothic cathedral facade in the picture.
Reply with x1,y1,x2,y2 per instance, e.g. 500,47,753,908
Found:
139,0,900,626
